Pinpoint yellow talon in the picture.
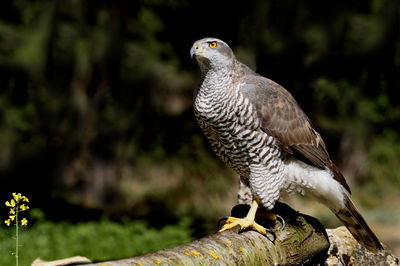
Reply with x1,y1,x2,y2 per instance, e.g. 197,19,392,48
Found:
219,216,267,235
219,200,277,242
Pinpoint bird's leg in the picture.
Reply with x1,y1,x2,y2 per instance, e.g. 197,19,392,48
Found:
219,200,277,241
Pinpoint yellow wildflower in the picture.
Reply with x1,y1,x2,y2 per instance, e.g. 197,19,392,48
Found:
20,204,29,211
22,196,29,202
9,215,15,221
5,199,16,207
12,193,22,201
9,208,15,215
21,218,28,227
4,219,11,226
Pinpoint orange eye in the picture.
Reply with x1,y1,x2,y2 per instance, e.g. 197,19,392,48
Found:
209,41,217,48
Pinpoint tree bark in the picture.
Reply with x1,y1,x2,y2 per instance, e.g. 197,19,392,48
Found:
325,226,399,266
34,203,330,265
32,203,399,265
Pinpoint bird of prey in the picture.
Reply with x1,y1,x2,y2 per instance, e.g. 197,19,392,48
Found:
190,37,382,252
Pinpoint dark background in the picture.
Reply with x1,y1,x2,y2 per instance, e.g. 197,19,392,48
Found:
1,0,399,254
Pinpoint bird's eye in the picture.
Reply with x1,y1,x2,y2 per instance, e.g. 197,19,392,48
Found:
209,41,217,48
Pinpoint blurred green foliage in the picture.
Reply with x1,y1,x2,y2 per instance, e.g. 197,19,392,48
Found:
367,130,400,191
0,209,192,265
0,0,399,257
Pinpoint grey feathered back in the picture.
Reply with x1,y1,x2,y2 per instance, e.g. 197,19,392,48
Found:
191,37,381,252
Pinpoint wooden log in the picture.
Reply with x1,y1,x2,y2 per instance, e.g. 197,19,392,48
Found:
83,203,330,265
31,203,399,265
325,226,399,266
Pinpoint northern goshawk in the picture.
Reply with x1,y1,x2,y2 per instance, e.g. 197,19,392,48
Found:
190,37,382,252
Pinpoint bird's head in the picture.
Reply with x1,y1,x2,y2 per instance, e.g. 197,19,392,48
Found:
190,37,235,73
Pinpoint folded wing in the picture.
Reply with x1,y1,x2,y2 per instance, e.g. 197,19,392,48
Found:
240,75,351,193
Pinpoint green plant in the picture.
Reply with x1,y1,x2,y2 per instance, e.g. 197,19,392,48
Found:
0,213,193,265
4,193,30,266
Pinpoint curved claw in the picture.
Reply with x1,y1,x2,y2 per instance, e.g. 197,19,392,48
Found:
275,214,286,229
238,225,243,233
235,221,276,243
217,216,230,228
264,227,276,243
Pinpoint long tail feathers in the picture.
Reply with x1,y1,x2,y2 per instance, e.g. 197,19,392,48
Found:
334,194,383,252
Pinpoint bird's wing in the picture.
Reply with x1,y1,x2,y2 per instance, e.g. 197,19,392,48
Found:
239,74,351,193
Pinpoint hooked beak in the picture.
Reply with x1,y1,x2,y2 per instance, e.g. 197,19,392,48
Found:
190,43,203,59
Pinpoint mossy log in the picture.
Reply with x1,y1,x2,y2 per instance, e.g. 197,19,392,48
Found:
33,203,330,265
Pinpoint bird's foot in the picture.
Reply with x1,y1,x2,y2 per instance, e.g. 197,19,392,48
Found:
219,216,276,242
257,212,286,230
